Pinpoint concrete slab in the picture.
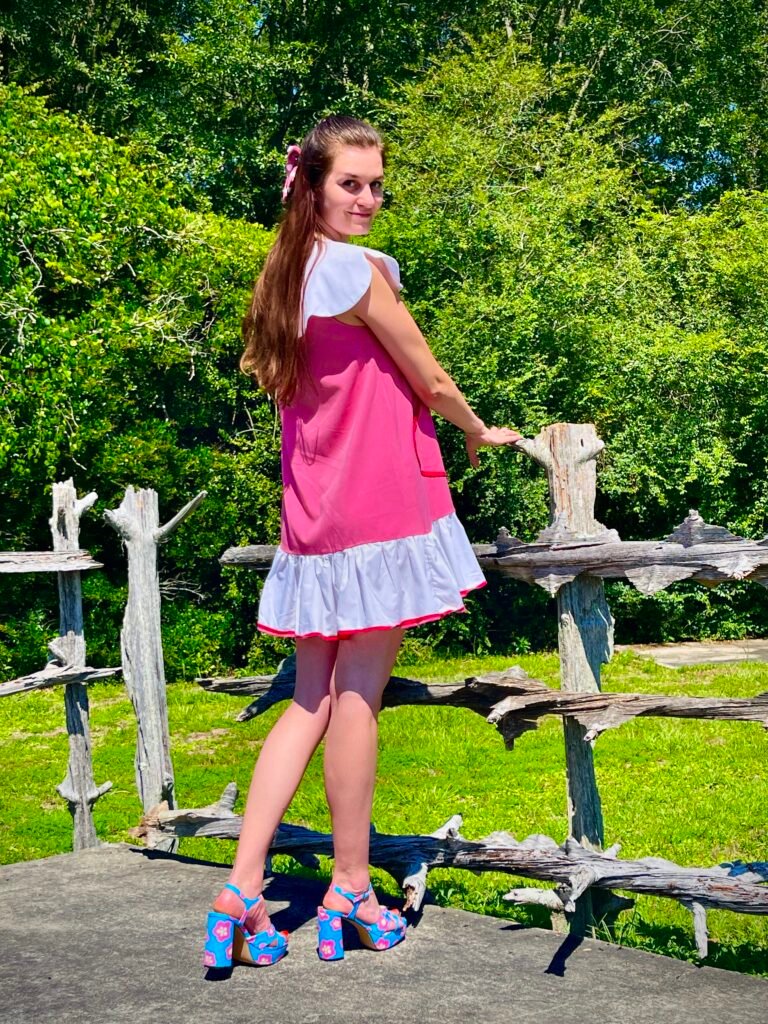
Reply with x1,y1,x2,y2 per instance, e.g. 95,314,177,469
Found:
616,639,768,668
0,845,765,1024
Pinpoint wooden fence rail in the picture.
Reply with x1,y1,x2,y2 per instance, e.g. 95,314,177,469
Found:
3,425,767,960
135,786,768,959
196,661,768,743
211,422,768,952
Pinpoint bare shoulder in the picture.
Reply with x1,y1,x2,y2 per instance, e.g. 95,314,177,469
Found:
363,253,401,301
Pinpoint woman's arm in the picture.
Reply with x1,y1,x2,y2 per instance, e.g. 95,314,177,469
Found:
353,260,522,465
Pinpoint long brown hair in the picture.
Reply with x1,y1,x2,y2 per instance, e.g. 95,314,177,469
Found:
241,116,384,406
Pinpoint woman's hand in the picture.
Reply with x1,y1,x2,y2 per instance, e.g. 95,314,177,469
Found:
464,425,524,467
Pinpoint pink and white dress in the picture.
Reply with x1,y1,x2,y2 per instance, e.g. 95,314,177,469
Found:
256,238,486,640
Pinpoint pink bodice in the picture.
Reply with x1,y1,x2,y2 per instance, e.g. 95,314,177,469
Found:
279,315,454,555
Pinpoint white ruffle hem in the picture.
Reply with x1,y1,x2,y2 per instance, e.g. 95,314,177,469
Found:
257,512,486,640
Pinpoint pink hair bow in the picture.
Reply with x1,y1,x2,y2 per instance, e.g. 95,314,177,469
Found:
281,144,302,203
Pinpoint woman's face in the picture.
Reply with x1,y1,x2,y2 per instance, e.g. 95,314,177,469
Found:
317,145,384,241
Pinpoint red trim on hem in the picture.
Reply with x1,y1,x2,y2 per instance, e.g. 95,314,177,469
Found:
257,578,487,642
460,579,487,596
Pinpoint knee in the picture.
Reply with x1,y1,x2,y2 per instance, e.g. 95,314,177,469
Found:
293,689,333,729
331,687,380,721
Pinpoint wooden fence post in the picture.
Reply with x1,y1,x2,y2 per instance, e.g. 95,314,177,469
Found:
104,486,205,851
50,479,112,849
212,423,768,953
519,424,613,929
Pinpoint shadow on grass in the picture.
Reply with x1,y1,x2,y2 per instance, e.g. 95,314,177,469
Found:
595,915,768,978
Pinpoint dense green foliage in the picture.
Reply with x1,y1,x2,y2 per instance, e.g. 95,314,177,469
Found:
0,0,492,221
3,8,768,674
3,2,768,216
498,0,768,207
0,85,286,677
373,42,768,645
374,44,768,540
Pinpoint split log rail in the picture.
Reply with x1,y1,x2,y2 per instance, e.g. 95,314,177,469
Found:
201,422,768,955
1,481,205,854
4,426,767,960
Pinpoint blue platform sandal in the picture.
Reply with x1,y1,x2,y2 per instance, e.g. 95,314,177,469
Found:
203,883,288,968
317,883,406,961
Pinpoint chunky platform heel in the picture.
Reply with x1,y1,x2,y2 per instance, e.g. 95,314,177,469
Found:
204,911,237,968
317,906,346,961
316,883,406,961
203,883,288,969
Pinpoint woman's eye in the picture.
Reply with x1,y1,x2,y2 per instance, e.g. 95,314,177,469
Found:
341,179,384,192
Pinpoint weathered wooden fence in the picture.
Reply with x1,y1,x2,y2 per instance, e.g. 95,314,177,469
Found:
0,480,204,853
163,422,768,956
3,426,767,959
0,479,118,848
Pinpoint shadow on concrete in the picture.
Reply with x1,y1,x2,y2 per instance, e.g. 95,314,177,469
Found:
1,844,765,1024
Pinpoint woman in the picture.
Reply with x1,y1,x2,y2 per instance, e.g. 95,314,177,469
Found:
204,115,522,968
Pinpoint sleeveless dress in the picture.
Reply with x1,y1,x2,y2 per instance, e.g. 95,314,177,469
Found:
256,237,486,640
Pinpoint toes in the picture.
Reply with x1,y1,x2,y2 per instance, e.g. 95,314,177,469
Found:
378,907,405,931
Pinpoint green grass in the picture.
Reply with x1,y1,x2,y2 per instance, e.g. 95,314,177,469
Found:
1,650,767,975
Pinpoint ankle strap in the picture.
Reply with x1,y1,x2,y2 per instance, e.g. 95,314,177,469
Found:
332,882,373,905
224,882,262,915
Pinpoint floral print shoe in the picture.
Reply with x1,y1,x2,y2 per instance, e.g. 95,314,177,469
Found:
317,883,406,961
203,883,288,968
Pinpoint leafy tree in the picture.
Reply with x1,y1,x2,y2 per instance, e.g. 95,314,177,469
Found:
4,3,768,213
486,1,768,208
0,84,283,676
0,2,177,129
0,0,490,219
369,38,768,644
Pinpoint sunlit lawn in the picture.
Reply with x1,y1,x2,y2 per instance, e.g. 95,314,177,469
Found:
1,649,766,976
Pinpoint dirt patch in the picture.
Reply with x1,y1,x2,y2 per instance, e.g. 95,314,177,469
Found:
8,726,67,742
617,639,768,667
179,728,230,744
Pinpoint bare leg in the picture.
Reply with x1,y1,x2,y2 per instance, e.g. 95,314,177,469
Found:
213,636,339,930
322,627,405,928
